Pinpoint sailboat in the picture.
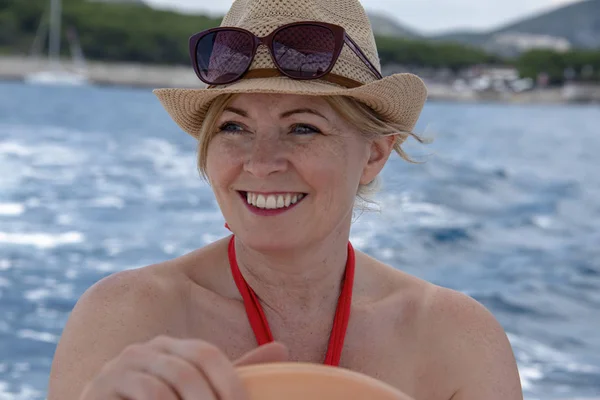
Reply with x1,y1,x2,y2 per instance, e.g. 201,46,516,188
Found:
25,0,89,86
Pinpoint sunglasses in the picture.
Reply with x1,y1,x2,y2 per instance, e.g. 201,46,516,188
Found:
189,21,383,87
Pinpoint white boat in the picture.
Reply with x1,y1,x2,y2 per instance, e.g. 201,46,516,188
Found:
25,69,88,86
25,0,89,86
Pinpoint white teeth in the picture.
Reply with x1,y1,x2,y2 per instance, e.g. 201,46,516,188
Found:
256,194,266,208
245,192,305,210
266,196,277,209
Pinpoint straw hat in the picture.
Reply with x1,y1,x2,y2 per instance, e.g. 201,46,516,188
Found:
153,0,428,139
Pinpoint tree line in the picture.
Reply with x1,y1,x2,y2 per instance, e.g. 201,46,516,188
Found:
515,49,600,84
2,0,599,83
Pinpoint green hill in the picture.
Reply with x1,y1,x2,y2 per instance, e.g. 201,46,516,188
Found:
367,13,421,39
432,0,600,50
495,0,600,48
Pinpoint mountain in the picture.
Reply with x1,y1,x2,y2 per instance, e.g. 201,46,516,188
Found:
367,13,421,39
429,31,487,47
431,0,600,53
494,0,600,48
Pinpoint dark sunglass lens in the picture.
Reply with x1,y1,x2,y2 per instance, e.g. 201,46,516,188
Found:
196,30,254,84
272,25,336,78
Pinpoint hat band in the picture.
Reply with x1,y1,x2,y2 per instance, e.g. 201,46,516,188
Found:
208,69,364,89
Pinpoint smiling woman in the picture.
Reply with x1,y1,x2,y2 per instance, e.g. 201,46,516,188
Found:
204,93,397,253
46,0,523,399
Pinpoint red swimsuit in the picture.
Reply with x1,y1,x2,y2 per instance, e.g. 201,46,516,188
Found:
228,236,355,366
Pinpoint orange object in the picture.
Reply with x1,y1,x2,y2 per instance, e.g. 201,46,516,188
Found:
237,363,414,400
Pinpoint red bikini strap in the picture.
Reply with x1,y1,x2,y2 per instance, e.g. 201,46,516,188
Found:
227,236,354,366
229,237,273,344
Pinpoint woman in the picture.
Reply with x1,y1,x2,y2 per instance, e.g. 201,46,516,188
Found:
47,0,523,399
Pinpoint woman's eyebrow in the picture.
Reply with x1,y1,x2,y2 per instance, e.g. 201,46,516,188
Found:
280,108,328,121
223,107,248,117
223,106,328,121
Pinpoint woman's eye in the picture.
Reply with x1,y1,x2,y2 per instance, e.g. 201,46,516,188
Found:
292,124,321,135
218,122,245,133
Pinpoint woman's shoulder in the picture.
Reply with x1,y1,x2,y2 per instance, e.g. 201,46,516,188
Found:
53,256,198,356
47,240,233,400
70,236,233,335
360,255,520,398
359,251,497,327
77,238,227,322
376,261,508,348
80,262,187,322
359,251,510,356
47,259,186,399
355,250,434,308
407,280,521,398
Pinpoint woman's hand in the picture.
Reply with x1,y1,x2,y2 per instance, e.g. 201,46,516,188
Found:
79,336,289,400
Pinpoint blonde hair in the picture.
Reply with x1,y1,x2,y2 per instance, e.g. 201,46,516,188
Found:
196,94,426,203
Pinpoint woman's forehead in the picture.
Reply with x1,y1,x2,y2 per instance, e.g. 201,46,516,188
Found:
228,93,330,112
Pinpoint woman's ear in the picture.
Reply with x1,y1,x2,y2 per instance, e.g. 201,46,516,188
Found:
360,134,397,185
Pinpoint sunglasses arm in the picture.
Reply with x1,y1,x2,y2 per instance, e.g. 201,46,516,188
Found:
343,34,383,80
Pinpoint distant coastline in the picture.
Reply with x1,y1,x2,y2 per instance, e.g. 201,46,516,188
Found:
0,56,200,89
2,55,599,104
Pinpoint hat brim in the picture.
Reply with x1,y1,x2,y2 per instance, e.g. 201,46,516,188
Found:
153,73,428,139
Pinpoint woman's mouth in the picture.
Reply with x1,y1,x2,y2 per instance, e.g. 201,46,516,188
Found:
238,191,307,211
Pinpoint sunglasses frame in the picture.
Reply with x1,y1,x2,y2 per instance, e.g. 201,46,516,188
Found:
189,21,383,86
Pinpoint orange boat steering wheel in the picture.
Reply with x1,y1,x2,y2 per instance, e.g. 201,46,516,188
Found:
237,363,414,399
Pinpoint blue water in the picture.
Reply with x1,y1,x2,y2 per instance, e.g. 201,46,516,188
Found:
0,81,599,399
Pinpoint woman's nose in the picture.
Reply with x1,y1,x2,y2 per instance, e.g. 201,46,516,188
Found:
243,137,288,178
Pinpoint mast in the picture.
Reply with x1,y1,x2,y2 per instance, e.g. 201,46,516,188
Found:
48,0,62,66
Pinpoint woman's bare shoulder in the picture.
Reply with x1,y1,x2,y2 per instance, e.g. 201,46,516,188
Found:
362,256,521,398
366,254,511,348
355,251,435,305
77,263,188,328
47,245,217,400
376,264,521,399
420,285,522,399
359,251,497,324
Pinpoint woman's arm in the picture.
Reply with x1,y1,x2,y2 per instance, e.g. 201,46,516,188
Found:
426,288,523,400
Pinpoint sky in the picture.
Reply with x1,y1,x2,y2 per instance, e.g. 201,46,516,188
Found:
144,0,581,33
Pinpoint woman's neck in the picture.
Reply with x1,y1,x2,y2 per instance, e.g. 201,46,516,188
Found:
233,229,351,320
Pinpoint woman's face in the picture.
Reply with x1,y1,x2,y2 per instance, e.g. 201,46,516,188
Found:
206,93,391,251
